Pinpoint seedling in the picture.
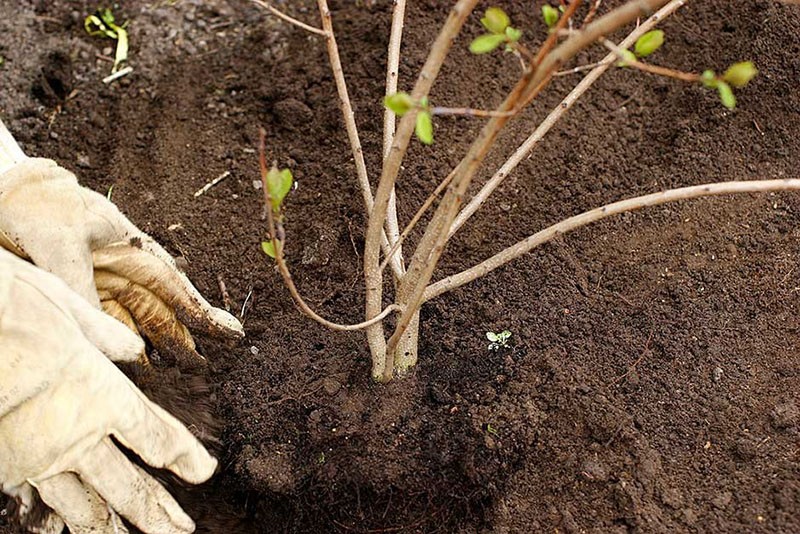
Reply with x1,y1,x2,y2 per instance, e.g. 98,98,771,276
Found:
486,330,512,351
84,8,129,73
252,0,797,383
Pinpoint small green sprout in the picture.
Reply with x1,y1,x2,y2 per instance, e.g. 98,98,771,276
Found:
469,34,508,54
616,49,637,67
542,4,560,29
384,92,415,116
383,92,434,145
618,30,665,67
634,30,664,58
699,62,757,109
261,240,278,259
481,7,510,34
470,7,523,55
85,8,129,73
260,165,293,259
486,330,512,351
266,166,293,213
486,423,499,436
415,109,434,145
722,61,758,88
717,81,736,109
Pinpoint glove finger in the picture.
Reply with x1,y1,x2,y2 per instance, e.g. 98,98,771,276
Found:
12,257,144,363
25,236,100,307
34,472,129,534
100,296,140,334
0,118,27,174
96,270,205,368
93,243,244,339
108,379,218,485
75,438,195,534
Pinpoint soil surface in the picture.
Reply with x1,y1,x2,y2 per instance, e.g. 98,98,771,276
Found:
1,0,799,532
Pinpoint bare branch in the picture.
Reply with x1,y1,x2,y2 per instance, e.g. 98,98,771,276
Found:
258,129,401,331
451,0,687,238
582,0,603,27
383,0,408,276
251,0,328,36
363,0,481,377
602,39,700,82
316,0,403,279
379,168,457,273
425,179,800,301
384,0,588,375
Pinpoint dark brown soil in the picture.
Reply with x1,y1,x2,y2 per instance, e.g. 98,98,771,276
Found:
1,0,799,532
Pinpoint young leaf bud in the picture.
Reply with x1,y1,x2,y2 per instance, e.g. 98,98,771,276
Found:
634,30,664,58
384,92,415,116
469,33,507,54
722,61,757,88
542,5,559,29
481,7,510,34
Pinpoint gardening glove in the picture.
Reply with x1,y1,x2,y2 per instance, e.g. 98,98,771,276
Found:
0,248,217,534
0,118,244,366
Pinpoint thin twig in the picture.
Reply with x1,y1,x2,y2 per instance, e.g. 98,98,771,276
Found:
258,130,401,331
383,0,407,275
426,179,800,301
431,106,516,118
554,58,611,76
378,168,457,273
102,66,133,84
450,0,687,238
251,0,328,36
194,170,231,197
316,0,403,279
217,274,232,312
602,39,700,82
582,0,603,27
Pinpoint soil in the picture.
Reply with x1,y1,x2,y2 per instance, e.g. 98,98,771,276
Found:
1,0,799,532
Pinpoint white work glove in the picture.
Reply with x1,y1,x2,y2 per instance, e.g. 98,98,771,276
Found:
0,248,217,533
0,119,244,366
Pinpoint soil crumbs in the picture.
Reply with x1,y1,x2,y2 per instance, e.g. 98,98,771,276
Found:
1,0,799,532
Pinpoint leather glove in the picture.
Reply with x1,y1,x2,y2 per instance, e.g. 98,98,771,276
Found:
0,119,244,366
0,248,217,533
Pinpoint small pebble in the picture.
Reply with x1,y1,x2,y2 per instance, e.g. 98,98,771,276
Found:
250,346,260,355
712,367,724,382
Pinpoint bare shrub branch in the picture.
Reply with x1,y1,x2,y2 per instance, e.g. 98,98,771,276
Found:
425,179,800,301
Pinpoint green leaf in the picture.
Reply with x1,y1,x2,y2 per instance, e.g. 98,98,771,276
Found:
634,30,664,58
415,111,433,145
486,332,499,342
113,26,128,72
481,7,510,34
542,5,559,29
84,9,129,72
505,26,522,42
722,61,757,88
499,330,512,341
616,49,637,67
701,69,718,89
469,33,507,54
384,92,415,116
266,167,293,212
261,240,277,258
717,82,736,109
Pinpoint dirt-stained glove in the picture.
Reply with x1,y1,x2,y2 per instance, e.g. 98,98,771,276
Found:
0,248,217,533
0,119,244,366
